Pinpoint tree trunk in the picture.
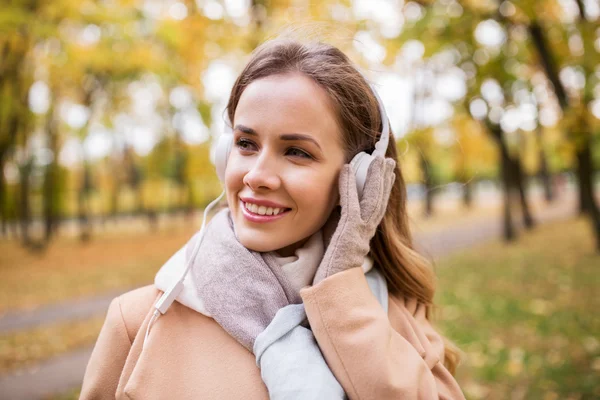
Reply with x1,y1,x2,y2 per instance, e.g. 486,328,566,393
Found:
539,157,554,203
462,179,473,209
576,139,600,250
530,2,599,251
147,209,158,232
78,162,92,242
109,156,121,220
577,140,596,214
131,165,143,215
421,151,434,217
109,138,123,221
77,190,90,242
42,161,56,242
528,22,568,109
536,125,554,203
487,122,517,241
110,180,120,218
512,158,535,229
0,147,7,237
574,0,600,251
18,159,33,247
42,107,59,242
501,172,516,241
501,152,517,241
2,102,21,238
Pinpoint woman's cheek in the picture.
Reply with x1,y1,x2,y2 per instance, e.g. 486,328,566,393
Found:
225,155,249,190
311,166,341,201
289,167,338,213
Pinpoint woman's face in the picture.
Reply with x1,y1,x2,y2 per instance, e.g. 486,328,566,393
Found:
225,72,346,256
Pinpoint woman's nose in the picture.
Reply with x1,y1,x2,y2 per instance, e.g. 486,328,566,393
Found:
242,153,281,191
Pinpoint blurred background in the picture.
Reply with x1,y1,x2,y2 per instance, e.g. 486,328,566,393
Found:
0,0,599,399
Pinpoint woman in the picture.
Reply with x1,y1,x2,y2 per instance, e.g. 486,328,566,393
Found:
80,38,465,399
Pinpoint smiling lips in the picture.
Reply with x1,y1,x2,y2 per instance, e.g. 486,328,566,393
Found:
240,198,291,223
243,202,285,216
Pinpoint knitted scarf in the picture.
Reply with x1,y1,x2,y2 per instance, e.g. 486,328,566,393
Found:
154,208,374,321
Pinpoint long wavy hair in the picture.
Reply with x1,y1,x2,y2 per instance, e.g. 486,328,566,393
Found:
225,38,460,374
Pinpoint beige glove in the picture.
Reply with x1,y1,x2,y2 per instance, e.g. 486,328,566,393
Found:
314,156,396,284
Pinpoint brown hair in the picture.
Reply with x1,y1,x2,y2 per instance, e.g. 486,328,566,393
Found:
226,38,460,374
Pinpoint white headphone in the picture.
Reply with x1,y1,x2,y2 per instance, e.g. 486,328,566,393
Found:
144,76,391,349
215,79,390,200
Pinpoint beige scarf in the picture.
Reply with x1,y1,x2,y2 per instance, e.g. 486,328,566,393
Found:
154,208,375,319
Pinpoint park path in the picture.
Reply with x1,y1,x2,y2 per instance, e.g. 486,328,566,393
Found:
0,192,582,399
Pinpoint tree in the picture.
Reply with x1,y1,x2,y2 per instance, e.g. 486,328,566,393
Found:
523,0,600,249
393,1,539,239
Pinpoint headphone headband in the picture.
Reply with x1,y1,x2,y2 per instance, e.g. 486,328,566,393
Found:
369,84,390,158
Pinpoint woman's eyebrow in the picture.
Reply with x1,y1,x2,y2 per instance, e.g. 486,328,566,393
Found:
280,133,322,151
234,124,322,151
234,124,257,135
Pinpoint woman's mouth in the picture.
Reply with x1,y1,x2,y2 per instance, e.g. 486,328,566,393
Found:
240,200,291,223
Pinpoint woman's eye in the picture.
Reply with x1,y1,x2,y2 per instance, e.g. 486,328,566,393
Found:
235,138,257,152
286,147,312,159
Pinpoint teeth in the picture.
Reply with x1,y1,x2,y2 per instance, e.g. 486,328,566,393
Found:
244,202,285,216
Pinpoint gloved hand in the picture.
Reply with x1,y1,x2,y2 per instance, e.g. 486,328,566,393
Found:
313,156,396,285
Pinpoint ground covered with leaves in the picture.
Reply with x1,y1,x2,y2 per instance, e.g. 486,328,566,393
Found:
0,223,198,314
435,217,599,399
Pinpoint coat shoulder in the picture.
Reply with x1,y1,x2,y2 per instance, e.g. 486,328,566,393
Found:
115,284,162,343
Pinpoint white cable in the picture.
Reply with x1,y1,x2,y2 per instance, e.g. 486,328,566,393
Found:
143,190,226,349
143,310,159,350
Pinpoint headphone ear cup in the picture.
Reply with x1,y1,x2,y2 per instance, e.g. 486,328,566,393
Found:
215,134,233,182
350,152,373,201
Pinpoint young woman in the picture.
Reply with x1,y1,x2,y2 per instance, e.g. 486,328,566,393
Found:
80,38,465,399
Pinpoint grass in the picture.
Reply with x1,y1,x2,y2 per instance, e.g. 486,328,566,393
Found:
434,217,600,399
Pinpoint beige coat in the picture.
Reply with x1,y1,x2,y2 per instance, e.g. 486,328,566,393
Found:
80,267,465,399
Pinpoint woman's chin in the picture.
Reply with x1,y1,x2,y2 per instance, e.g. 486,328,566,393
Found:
237,234,289,254
238,234,310,257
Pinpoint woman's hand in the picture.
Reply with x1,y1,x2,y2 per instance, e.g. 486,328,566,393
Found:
314,156,396,284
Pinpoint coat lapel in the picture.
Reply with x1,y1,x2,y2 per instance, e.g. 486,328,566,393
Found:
117,297,269,399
